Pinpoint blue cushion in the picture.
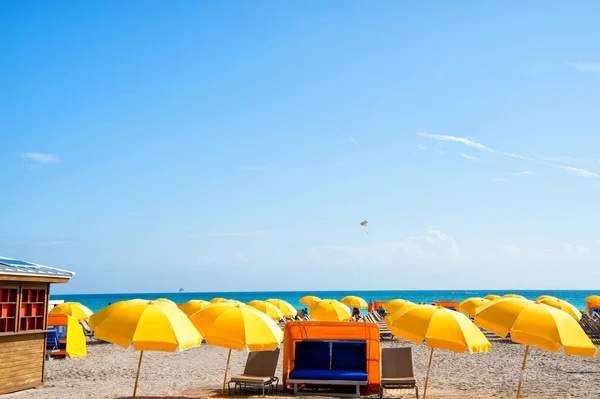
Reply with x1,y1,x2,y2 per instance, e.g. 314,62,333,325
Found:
294,341,330,370
331,341,366,371
289,369,368,382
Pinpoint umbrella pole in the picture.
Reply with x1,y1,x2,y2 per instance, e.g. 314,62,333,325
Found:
423,347,434,399
133,350,144,399
222,348,232,394
516,345,529,399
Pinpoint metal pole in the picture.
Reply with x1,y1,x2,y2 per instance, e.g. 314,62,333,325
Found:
516,345,529,399
133,350,144,399
222,348,232,394
422,347,434,399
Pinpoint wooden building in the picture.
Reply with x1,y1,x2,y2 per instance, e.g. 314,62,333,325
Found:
0,256,74,395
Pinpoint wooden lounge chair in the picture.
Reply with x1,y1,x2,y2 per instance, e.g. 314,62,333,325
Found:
228,347,280,396
380,347,419,399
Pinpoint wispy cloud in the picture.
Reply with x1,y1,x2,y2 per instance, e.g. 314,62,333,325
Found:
565,61,600,73
417,144,427,151
513,171,533,177
556,165,600,178
456,152,480,161
203,230,271,238
238,165,271,171
23,152,61,164
348,136,357,145
492,177,507,182
417,133,531,160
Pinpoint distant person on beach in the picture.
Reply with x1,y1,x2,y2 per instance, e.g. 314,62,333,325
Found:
377,306,385,317
352,307,360,320
368,299,374,313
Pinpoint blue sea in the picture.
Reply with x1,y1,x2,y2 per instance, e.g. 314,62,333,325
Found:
50,289,597,313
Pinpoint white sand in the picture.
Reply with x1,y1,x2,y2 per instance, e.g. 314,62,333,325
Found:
3,339,599,399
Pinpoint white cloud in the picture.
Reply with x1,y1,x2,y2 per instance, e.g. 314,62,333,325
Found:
309,228,459,265
23,152,61,164
417,144,427,151
417,133,532,160
456,152,480,161
238,165,271,171
513,171,533,177
492,177,507,182
348,136,357,145
203,231,270,237
556,165,599,178
565,61,600,73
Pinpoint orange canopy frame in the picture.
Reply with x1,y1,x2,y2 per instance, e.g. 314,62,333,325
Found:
282,321,381,394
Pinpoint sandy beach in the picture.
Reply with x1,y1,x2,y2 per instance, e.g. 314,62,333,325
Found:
4,338,598,399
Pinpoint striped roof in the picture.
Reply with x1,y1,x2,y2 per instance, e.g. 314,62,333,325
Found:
0,256,74,279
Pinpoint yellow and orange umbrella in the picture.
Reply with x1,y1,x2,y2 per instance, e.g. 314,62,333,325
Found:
179,300,211,317
89,300,201,398
386,304,490,399
266,298,297,318
49,302,93,321
310,299,352,322
299,296,321,306
474,298,596,399
248,300,284,320
483,294,501,301
458,297,490,318
536,297,582,321
341,295,368,309
383,299,414,313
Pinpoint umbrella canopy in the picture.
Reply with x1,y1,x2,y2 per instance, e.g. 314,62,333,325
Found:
587,295,600,305
474,298,596,399
386,304,490,399
299,296,321,306
340,295,368,309
536,298,582,321
503,294,527,300
248,300,284,320
266,298,297,318
154,298,177,307
535,295,556,301
210,297,229,303
458,297,490,318
484,294,501,301
189,303,283,392
310,299,352,322
49,302,93,321
89,300,202,398
383,299,414,313
179,300,210,317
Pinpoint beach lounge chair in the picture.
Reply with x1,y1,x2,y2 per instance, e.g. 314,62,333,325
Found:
380,347,419,399
45,328,60,359
79,320,95,341
228,347,280,396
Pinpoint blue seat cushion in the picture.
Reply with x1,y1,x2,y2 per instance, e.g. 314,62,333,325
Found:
331,341,366,371
294,341,330,370
289,369,368,382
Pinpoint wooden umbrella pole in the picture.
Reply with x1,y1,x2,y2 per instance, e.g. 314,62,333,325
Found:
516,345,529,399
222,348,232,394
422,347,434,399
133,350,144,399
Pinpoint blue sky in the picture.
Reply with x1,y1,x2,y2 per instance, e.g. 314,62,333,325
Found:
2,1,600,294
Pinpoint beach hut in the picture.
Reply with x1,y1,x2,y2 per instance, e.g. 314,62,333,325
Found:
0,256,74,395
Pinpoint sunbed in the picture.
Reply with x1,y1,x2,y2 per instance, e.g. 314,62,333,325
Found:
228,347,280,396
380,347,419,399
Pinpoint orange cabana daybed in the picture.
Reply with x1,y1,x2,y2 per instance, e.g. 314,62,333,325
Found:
431,300,459,311
283,321,380,395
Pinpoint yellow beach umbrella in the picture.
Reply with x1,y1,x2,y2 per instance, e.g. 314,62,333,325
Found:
383,299,414,313
89,300,201,398
587,295,600,305
484,294,501,301
340,295,368,309
210,297,229,303
535,295,556,301
155,297,177,307
266,298,297,318
299,296,321,306
189,303,283,392
179,300,210,317
474,298,596,399
248,300,284,320
49,302,93,321
386,304,490,399
536,298,582,321
503,294,527,300
458,297,490,318
310,299,352,322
